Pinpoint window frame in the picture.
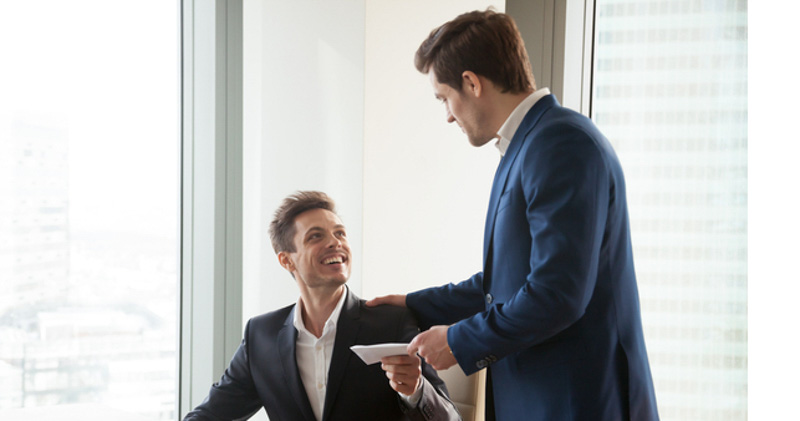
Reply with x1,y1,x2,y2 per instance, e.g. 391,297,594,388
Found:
507,0,595,116
179,0,244,418
175,1,593,419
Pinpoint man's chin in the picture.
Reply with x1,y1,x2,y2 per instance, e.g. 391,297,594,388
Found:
468,135,493,147
330,275,349,286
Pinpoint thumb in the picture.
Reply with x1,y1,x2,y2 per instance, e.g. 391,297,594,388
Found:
407,332,424,356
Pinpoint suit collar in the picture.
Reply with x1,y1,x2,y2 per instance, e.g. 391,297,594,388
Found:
321,288,361,421
277,289,365,421
278,306,317,421
496,88,552,156
293,286,349,341
483,94,559,268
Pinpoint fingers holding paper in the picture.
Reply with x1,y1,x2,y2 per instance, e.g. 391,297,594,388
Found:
381,354,422,396
407,325,457,371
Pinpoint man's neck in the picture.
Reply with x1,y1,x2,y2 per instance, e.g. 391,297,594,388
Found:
299,285,345,338
489,90,534,134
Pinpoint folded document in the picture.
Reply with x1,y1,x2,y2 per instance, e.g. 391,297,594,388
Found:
350,343,409,365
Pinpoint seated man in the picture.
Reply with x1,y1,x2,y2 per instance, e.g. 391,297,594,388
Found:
184,191,460,421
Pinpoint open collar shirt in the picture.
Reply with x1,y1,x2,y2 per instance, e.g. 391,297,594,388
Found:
293,287,348,421
292,286,422,421
495,87,551,156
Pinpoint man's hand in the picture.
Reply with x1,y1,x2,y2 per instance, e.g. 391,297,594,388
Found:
381,354,422,396
365,294,407,308
407,325,457,371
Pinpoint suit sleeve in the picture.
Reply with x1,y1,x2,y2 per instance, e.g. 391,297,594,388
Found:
397,311,462,421
183,320,263,421
406,272,486,329
448,124,611,376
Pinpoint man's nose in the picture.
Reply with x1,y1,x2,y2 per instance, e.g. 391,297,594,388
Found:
446,111,455,124
326,234,343,248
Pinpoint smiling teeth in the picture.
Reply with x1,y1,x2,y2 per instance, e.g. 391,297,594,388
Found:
324,257,343,264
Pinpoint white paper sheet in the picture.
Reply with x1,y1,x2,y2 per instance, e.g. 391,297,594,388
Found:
350,343,409,365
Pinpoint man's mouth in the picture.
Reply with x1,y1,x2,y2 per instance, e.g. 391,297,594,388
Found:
322,256,346,265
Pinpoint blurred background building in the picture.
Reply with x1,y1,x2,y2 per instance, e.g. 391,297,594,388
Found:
593,1,748,419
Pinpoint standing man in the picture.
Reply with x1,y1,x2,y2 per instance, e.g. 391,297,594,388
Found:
368,9,658,421
185,191,460,421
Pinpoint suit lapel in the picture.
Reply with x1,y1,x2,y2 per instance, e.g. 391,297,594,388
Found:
482,95,557,272
321,289,361,421
277,306,317,421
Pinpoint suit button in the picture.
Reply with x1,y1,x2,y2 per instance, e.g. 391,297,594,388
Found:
485,293,493,304
476,360,487,369
423,404,434,418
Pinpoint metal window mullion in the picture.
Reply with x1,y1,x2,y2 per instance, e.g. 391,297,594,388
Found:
179,0,243,418
507,0,596,116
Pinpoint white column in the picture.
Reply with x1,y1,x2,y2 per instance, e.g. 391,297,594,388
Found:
507,0,595,115
180,0,243,416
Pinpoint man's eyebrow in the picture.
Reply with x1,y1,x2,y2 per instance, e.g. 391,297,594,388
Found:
304,226,324,236
304,225,346,235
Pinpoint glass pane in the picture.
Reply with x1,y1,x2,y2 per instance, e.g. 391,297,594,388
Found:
0,1,180,420
592,1,747,420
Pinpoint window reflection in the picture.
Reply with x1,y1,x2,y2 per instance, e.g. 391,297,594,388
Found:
0,2,179,420
593,0,747,419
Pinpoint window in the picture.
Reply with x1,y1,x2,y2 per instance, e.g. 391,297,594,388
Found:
592,0,747,419
0,2,180,419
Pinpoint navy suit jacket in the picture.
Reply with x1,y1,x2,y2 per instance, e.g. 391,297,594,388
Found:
407,95,659,420
185,289,460,421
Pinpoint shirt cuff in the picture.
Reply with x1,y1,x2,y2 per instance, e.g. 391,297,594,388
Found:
398,379,424,408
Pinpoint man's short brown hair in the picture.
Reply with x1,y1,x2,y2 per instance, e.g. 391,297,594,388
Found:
415,9,535,94
269,191,337,253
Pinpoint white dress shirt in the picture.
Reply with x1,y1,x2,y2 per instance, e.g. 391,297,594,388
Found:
293,287,422,421
495,87,551,156
293,288,347,421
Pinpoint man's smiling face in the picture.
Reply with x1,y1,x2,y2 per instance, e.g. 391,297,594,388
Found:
281,208,351,290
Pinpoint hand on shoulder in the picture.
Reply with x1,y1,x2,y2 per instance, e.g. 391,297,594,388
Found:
365,294,407,308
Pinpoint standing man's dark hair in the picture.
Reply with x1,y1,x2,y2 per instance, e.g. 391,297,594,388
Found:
269,190,336,253
415,9,535,94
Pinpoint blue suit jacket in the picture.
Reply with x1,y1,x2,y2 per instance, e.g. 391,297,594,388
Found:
407,95,659,420
185,289,460,421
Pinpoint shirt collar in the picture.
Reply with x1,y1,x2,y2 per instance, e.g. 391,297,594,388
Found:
293,285,348,338
495,87,551,156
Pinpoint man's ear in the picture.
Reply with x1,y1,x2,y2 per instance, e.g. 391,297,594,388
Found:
461,71,483,98
278,251,295,272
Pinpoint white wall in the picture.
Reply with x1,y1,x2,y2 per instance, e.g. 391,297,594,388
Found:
242,2,506,419
243,0,504,319
362,0,502,297
243,0,366,319
244,0,501,317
